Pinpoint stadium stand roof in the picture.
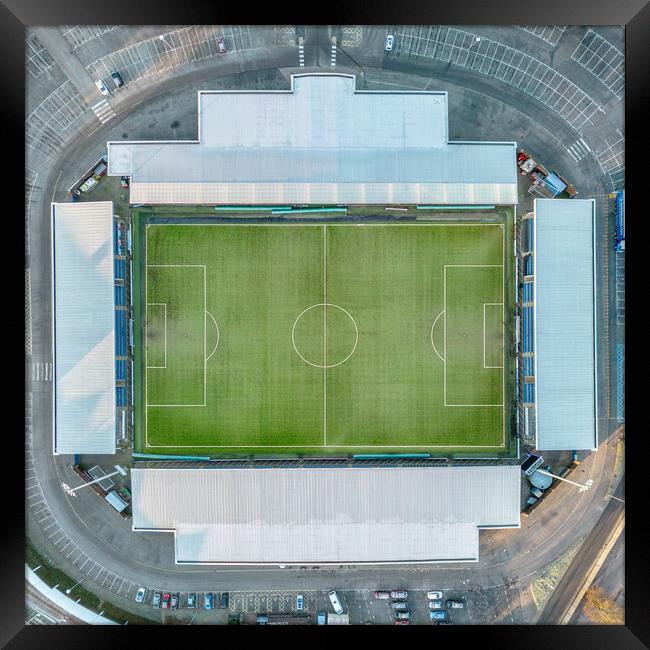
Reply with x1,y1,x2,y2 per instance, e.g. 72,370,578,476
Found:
131,466,521,564
108,74,518,206
533,199,598,451
51,202,116,455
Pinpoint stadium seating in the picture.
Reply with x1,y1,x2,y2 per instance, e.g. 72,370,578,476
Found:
522,306,534,353
523,382,535,404
524,255,533,276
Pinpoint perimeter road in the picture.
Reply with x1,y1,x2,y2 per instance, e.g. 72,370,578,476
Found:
537,473,625,624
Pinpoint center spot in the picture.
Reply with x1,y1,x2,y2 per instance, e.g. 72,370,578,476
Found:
291,303,359,369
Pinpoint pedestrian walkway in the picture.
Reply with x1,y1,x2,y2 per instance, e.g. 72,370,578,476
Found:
31,361,53,382
91,98,116,124
298,38,305,66
566,138,591,163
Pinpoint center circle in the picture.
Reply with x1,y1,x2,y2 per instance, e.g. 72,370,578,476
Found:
291,303,359,368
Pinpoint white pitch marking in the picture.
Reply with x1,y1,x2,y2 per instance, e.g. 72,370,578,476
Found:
430,310,445,362
444,264,504,407
205,310,220,362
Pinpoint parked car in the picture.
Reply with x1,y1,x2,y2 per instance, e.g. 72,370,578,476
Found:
120,176,130,189
390,590,408,600
328,590,344,615
428,601,444,610
430,611,447,620
296,594,304,612
317,611,327,625
394,611,410,620
111,71,124,87
447,600,465,609
79,176,98,192
373,591,391,599
94,79,109,96
204,592,213,610
219,592,229,609
217,36,227,53
162,593,171,609
394,619,410,625
427,591,443,600
385,34,394,51
187,593,196,609
135,587,146,603
391,601,408,611
152,592,161,608
171,593,179,609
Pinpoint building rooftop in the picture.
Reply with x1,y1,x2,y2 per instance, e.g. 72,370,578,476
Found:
534,198,598,451
132,466,521,564
108,74,518,206
51,201,116,455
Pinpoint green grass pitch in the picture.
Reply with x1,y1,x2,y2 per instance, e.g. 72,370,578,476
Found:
135,220,514,456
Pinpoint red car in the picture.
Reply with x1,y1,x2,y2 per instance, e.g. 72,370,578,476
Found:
162,593,171,609
373,591,390,600
394,619,410,625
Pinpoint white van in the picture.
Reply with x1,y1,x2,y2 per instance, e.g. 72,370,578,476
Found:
328,590,343,614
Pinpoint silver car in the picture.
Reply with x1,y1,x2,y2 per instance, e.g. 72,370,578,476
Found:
385,34,394,51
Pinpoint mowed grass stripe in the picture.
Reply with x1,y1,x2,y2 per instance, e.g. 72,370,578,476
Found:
323,225,503,448
140,223,507,453
145,225,324,447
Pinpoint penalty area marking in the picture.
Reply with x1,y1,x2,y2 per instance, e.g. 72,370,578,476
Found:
291,303,359,369
444,264,505,408
430,310,445,362
145,264,206,422
205,310,220,362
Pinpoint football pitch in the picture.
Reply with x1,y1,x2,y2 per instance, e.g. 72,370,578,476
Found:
134,219,514,456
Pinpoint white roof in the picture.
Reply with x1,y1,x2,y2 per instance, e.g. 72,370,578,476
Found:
132,466,521,564
51,201,116,455
105,490,128,513
108,74,517,205
534,199,598,451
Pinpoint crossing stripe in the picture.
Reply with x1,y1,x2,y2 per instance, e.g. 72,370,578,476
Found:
91,99,116,124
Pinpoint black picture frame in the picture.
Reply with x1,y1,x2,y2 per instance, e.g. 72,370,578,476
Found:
5,0,646,646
